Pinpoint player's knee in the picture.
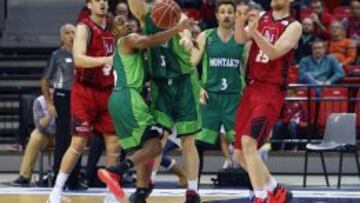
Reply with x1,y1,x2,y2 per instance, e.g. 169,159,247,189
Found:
241,136,257,155
70,140,86,154
150,138,162,157
181,136,195,150
105,141,121,154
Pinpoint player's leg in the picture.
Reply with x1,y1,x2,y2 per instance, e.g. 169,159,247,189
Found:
95,89,122,168
219,132,232,169
58,136,88,179
241,135,269,197
98,89,162,200
99,135,162,200
149,80,175,182
175,74,202,203
103,135,120,167
160,139,187,187
48,85,94,203
129,161,152,203
222,93,242,169
151,129,170,182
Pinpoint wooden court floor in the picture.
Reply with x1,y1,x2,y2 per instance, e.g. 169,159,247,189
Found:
1,188,360,203
0,195,230,203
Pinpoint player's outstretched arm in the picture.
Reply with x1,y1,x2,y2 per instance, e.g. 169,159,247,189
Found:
124,19,195,50
73,24,112,68
191,31,206,66
247,14,302,61
127,0,147,23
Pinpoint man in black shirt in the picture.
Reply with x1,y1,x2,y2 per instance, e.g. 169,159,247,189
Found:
41,23,82,189
295,17,319,64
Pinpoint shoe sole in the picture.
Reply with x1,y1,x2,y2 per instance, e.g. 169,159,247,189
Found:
97,169,125,200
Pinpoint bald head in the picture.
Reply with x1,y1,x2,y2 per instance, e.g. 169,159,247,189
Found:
351,0,360,18
60,24,75,49
115,2,129,18
302,17,314,34
330,21,345,39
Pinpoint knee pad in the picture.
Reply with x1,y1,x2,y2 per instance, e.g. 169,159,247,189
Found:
150,125,163,137
161,157,175,171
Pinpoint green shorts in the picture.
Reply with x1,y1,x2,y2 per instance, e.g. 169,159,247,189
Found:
108,87,156,151
151,73,201,137
196,92,241,145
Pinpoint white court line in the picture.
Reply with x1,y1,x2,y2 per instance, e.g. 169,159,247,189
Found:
0,188,360,199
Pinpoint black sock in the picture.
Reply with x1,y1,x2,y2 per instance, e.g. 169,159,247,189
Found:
107,159,134,175
135,188,148,199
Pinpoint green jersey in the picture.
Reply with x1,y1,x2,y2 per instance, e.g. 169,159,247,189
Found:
113,40,145,92
143,7,195,79
202,28,245,94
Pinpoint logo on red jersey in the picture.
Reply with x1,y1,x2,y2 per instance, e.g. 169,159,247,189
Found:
261,26,279,43
103,37,115,56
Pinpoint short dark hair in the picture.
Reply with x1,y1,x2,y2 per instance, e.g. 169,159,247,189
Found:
312,38,326,46
216,0,236,12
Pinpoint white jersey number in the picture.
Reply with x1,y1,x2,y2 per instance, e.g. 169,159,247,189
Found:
160,55,166,67
255,50,270,63
113,70,117,87
221,78,228,90
102,64,112,76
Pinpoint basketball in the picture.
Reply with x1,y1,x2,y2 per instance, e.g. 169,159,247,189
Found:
151,0,181,29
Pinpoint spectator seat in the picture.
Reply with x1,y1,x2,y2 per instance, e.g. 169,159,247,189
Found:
318,88,349,129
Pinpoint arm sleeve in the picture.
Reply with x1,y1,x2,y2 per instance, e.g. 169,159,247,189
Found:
42,52,58,81
328,57,346,84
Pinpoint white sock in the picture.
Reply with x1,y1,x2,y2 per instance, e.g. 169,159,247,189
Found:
254,188,267,200
151,171,157,183
265,177,278,192
54,172,69,189
188,179,198,191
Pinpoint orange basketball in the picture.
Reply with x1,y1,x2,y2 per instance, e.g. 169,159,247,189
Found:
151,0,181,29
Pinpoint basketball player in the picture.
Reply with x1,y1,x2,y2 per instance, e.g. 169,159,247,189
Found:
192,0,245,172
47,0,121,202
128,0,202,202
97,15,194,203
234,0,302,202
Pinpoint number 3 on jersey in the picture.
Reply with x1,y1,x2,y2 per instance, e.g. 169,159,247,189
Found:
221,78,228,90
160,55,166,67
255,50,270,63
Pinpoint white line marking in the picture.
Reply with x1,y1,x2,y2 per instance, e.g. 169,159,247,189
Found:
0,188,359,199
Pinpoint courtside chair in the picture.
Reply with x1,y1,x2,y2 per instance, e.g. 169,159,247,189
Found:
303,113,360,188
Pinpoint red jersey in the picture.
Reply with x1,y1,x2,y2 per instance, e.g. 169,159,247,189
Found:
247,11,296,91
74,18,115,89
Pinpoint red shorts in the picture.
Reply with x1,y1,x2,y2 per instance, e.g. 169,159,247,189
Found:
234,82,285,150
71,82,115,137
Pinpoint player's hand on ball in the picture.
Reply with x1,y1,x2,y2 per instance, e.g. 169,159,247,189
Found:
174,19,196,32
200,88,209,105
